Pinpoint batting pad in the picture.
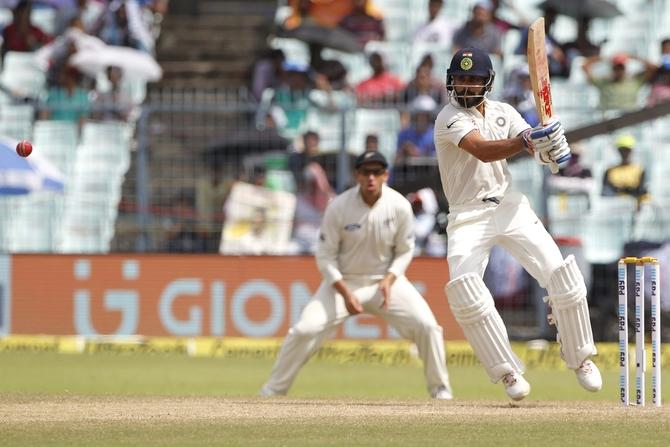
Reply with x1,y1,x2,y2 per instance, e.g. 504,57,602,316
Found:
445,273,523,382
544,255,597,369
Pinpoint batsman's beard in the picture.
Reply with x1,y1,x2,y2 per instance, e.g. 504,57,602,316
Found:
449,79,493,108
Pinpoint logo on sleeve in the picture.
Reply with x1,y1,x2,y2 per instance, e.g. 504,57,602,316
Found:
496,116,506,127
446,120,457,129
344,223,361,232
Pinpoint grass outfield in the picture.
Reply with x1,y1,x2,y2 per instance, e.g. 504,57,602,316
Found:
0,352,668,446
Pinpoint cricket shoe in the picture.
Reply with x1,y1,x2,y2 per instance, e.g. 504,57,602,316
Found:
258,385,285,397
501,372,531,401
575,359,602,392
432,385,453,400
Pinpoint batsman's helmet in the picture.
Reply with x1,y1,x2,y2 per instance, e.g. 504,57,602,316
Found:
446,47,495,108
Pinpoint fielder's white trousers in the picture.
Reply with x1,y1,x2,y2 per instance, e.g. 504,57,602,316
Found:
447,191,564,285
262,275,452,397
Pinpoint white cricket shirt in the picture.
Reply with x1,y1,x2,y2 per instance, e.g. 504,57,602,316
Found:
316,184,415,284
434,99,530,208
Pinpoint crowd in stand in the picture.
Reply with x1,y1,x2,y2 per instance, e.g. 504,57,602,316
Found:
195,0,667,259
0,0,167,125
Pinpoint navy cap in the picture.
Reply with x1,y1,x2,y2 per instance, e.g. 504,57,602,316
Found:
355,151,388,169
447,47,494,79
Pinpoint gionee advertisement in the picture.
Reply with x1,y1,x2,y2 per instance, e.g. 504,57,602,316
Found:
0,255,464,339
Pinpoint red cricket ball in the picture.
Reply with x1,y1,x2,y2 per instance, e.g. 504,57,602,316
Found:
16,140,33,157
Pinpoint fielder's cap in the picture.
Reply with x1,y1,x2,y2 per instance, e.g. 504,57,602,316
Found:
616,134,636,149
355,151,388,169
447,47,494,78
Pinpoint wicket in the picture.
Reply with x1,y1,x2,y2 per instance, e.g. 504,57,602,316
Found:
618,256,662,407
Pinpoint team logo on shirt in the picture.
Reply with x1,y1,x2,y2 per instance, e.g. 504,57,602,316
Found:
496,117,506,127
344,223,361,232
460,57,473,71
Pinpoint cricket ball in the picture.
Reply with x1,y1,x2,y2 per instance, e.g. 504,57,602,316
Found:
16,140,33,157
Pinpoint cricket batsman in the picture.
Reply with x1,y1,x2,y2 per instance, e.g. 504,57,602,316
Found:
434,47,602,401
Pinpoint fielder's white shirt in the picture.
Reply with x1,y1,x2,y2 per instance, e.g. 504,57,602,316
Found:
316,184,414,284
434,99,530,209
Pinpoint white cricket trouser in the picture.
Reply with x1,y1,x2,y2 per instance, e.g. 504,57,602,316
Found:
446,191,565,381
447,191,563,284
262,275,451,396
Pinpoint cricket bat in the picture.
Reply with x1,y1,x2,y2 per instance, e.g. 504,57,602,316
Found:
527,17,559,173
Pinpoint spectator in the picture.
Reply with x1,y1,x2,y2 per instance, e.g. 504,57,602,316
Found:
273,62,313,137
164,188,207,253
407,187,439,256
412,0,457,46
91,66,135,121
355,52,405,103
292,161,335,253
1,0,52,61
283,0,381,30
195,160,235,251
55,0,104,36
647,38,670,107
97,0,154,53
547,143,594,196
515,6,569,78
452,1,502,58
490,0,527,34
289,130,322,189
602,135,649,206
337,0,385,47
364,134,379,152
251,49,286,102
396,95,437,162
402,63,445,105
561,16,601,62
39,65,91,125
502,65,539,126
582,53,657,113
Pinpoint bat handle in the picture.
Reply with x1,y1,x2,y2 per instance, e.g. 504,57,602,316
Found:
550,161,559,174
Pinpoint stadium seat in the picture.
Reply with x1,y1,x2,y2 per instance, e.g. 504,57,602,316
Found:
631,202,670,243
304,104,355,153
507,156,544,212
56,121,132,253
0,51,46,99
0,103,34,141
5,192,62,252
546,193,589,238
32,120,79,177
269,37,310,66
581,196,637,264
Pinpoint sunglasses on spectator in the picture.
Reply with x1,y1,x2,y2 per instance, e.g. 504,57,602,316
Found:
358,167,386,176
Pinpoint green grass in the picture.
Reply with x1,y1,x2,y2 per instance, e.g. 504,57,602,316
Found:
0,352,668,446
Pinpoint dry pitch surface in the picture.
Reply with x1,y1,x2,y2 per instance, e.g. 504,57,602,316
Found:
1,396,668,422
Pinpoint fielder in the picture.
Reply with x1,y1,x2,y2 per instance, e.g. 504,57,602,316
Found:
260,151,453,399
434,47,602,401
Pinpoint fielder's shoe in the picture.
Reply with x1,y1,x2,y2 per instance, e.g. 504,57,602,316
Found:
501,372,531,401
258,385,284,397
432,385,453,400
575,359,602,392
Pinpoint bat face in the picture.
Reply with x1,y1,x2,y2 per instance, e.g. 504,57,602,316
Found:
527,17,553,125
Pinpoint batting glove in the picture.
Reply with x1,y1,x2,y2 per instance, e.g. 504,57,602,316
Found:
529,120,564,146
534,135,571,173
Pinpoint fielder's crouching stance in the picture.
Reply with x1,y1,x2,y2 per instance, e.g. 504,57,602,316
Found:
260,151,453,400
435,47,602,401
